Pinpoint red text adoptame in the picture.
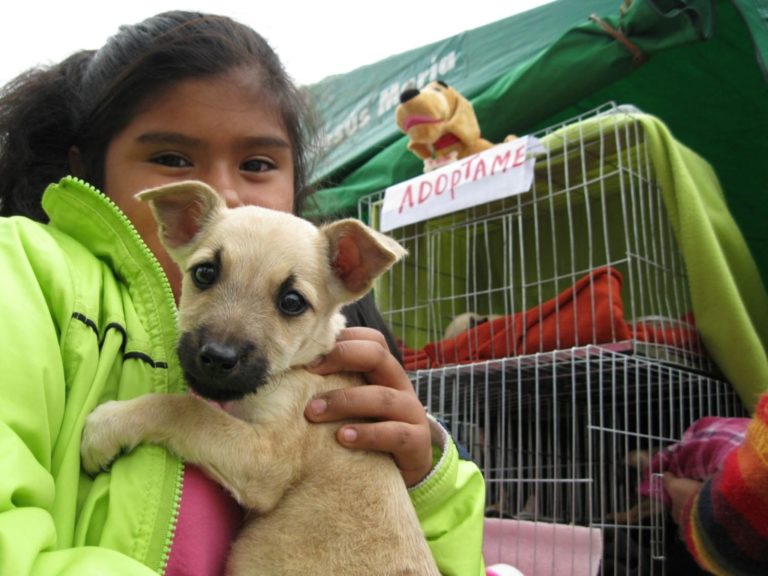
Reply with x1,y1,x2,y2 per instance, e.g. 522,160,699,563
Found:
380,136,540,232
396,143,526,214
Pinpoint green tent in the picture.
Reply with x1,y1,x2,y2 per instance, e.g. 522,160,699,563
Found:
303,0,768,410
304,0,768,289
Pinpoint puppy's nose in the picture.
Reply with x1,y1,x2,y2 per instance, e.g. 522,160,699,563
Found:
199,342,240,372
399,88,420,104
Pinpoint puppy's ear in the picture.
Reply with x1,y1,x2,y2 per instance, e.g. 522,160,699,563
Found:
444,87,481,147
322,219,407,302
136,180,226,258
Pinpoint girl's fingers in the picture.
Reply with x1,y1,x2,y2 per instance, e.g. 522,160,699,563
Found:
334,420,433,487
303,327,433,486
333,326,389,347
307,338,414,393
306,384,425,425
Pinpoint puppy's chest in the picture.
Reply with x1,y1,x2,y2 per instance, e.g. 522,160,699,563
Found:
231,371,360,438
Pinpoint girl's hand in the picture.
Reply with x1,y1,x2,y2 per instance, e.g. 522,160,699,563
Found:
304,327,433,487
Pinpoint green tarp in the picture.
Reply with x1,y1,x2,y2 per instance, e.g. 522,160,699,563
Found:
367,111,768,409
304,0,768,290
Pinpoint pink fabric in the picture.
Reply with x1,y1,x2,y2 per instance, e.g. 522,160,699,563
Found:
165,464,244,576
485,564,525,576
486,564,524,575
639,415,750,505
483,518,602,576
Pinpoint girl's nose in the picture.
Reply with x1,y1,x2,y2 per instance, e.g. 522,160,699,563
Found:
204,165,243,207
219,188,244,208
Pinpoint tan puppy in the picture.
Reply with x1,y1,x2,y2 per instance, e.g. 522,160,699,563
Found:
80,181,439,576
396,80,495,169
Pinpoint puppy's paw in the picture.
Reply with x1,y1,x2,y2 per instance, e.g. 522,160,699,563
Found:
80,400,139,475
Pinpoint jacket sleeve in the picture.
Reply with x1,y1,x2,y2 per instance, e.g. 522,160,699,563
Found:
679,393,768,575
409,421,487,576
0,218,156,575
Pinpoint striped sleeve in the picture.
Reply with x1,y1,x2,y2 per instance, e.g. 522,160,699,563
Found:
681,393,768,575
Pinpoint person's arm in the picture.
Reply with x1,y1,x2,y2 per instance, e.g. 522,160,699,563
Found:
0,218,157,575
666,393,768,576
409,417,487,576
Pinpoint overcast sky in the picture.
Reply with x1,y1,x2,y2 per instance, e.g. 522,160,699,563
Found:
0,1,554,88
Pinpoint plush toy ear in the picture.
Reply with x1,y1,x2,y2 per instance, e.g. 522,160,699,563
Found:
135,180,226,259
444,87,481,147
322,219,407,302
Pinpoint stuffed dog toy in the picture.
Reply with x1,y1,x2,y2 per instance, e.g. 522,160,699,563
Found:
80,181,440,575
396,80,495,171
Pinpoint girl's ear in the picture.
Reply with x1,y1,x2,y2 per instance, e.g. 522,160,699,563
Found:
322,219,407,302
136,180,226,257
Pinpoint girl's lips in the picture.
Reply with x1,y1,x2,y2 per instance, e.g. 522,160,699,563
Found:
402,115,441,131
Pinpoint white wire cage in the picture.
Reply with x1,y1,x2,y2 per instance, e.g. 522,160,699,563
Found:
414,348,746,575
358,103,749,574
360,103,713,375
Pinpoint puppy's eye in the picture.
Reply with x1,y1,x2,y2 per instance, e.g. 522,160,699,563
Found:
278,290,308,316
192,262,218,289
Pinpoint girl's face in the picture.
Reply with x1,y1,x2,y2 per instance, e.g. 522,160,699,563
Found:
102,69,295,297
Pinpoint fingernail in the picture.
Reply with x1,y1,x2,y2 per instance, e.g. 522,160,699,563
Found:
309,398,327,415
341,428,358,442
306,355,324,369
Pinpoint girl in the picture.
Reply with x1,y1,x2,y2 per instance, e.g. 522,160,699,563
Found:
0,11,486,575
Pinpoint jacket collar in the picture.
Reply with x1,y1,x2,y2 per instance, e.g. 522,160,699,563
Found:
42,176,180,380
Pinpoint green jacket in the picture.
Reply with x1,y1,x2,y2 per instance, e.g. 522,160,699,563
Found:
0,176,486,575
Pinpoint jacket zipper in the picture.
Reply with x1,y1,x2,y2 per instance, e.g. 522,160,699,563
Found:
60,176,184,575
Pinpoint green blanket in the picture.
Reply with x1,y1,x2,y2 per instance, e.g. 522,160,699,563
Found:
519,111,768,409
636,113,768,410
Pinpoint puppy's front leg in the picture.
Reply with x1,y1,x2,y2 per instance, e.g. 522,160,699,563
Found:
80,394,297,512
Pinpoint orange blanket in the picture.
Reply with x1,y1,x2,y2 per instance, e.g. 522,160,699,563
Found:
399,267,698,370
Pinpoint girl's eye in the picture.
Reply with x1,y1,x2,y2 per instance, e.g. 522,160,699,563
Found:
277,290,308,316
151,153,192,168
191,262,218,289
241,157,276,173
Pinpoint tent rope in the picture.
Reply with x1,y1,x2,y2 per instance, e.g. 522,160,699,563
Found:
590,13,647,66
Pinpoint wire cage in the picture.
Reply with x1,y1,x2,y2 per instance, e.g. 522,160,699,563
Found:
360,103,713,375
414,348,747,575
359,104,750,574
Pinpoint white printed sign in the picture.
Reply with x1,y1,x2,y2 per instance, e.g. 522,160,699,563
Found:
380,136,543,232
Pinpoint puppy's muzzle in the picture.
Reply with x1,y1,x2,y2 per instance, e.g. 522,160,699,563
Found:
199,341,241,373
178,331,267,401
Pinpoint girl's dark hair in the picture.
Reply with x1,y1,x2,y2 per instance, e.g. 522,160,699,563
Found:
0,11,316,220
